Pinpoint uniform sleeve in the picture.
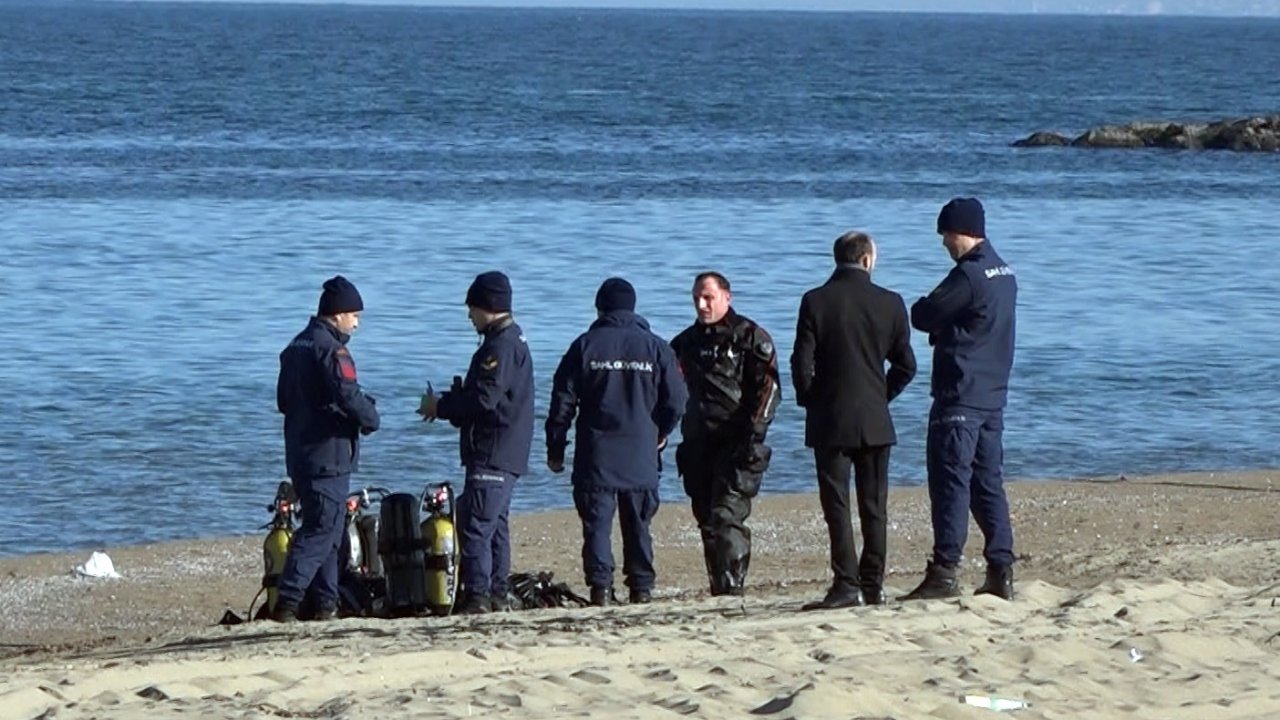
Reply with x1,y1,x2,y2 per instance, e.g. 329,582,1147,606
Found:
322,346,380,433
436,339,511,425
886,295,917,402
911,267,973,335
545,340,582,459
276,355,288,415
652,340,687,438
789,294,817,409
741,323,782,444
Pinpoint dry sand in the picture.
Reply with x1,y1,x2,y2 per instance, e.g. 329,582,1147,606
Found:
1,470,1277,719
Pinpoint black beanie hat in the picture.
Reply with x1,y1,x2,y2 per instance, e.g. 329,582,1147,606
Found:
317,275,364,316
465,271,513,313
595,277,637,313
936,197,986,238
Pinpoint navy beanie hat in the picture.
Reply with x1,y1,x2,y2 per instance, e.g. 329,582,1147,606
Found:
317,275,364,316
936,197,986,238
595,277,636,313
465,271,513,313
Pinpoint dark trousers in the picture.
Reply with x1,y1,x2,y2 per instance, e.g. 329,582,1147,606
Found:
457,466,518,598
814,445,891,591
678,438,766,594
277,474,350,611
926,404,1015,567
573,487,660,591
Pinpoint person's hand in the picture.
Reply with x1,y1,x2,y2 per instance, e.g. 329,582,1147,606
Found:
416,384,439,422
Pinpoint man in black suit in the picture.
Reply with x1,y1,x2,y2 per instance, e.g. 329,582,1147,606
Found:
791,231,916,609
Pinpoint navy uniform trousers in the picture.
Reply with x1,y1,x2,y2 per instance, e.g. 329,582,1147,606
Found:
457,466,518,598
926,405,1015,567
573,487,660,592
277,474,350,612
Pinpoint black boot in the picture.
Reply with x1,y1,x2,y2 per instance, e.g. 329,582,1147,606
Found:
590,586,614,607
974,564,1014,601
899,561,961,601
458,593,492,615
271,604,298,623
628,588,652,604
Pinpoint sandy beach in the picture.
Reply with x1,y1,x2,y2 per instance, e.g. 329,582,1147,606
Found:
2,470,1277,719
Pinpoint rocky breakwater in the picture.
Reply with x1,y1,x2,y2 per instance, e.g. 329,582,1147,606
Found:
1013,115,1280,151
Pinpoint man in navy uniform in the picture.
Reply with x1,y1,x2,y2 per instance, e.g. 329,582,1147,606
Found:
419,271,534,614
671,272,782,596
901,198,1019,602
274,275,381,622
546,278,686,606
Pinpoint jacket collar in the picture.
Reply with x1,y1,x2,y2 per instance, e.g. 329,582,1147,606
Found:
310,316,350,345
482,314,516,338
592,309,650,331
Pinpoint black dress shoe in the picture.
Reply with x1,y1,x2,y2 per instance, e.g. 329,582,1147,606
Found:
628,588,652,605
899,560,961,601
313,606,338,622
801,584,865,611
861,586,887,605
974,565,1014,601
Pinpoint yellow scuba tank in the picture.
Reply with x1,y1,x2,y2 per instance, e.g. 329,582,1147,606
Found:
420,483,459,616
262,481,298,614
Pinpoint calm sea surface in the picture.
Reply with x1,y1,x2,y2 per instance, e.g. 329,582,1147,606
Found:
2,3,1278,555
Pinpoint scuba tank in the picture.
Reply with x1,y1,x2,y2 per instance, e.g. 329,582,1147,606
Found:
343,486,390,576
260,480,298,617
420,483,459,616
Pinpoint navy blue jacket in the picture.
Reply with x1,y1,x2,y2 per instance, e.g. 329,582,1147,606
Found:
436,317,534,476
911,241,1017,411
546,310,687,491
277,317,381,479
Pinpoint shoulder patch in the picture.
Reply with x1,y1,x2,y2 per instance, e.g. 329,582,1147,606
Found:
336,353,358,381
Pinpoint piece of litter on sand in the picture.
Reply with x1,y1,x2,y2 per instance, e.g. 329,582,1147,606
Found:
73,551,121,579
961,695,1030,711
1129,647,1145,663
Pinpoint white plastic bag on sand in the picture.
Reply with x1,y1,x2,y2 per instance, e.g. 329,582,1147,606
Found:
74,551,121,579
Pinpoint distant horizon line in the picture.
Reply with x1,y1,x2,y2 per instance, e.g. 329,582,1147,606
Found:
20,0,1280,19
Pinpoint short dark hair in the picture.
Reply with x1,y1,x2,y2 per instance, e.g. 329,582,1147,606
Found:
693,271,731,292
833,231,874,265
